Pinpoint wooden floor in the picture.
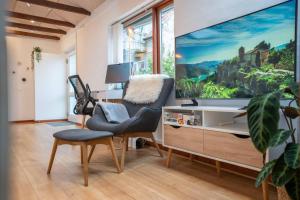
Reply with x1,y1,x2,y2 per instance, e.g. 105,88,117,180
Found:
9,123,277,200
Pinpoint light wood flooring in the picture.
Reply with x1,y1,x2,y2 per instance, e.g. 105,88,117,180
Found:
9,123,277,200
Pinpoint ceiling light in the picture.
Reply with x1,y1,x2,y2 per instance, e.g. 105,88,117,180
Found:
30,20,35,23
26,3,31,7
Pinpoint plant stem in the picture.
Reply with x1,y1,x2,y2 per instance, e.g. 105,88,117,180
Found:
288,99,295,107
281,108,291,130
291,129,296,143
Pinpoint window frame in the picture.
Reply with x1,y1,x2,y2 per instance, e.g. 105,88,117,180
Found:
152,0,174,74
122,0,174,74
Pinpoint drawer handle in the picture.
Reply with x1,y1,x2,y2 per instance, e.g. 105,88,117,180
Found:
232,134,250,139
171,125,181,129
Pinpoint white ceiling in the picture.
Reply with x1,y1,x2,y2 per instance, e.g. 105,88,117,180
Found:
6,0,106,39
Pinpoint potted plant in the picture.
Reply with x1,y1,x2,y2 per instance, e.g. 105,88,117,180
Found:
245,84,300,200
31,46,42,69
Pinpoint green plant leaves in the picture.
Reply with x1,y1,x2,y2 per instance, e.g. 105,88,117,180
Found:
247,92,280,153
272,155,296,186
255,160,277,187
269,129,293,147
284,143,300,169
285,169,300,200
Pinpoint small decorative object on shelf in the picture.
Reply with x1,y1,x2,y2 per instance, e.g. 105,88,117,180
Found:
164,110,202,127
31,46,42,69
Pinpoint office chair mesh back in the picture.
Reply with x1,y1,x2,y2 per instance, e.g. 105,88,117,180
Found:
68,75,96,116
69,75,86,99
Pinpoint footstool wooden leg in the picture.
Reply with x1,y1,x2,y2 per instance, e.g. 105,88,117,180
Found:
47,139,58,174
80,146,83,164
88,145,96,163
81,143,89,186
108,138,121,173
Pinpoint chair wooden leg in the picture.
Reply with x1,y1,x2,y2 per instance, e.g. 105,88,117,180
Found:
108,138,121,173
88,145,96,163
80,146,83,164
81,143,89,186
47,139,58,174
150,133,163,157
126,137,129,151
166,148,173,168
81,115,86,129
120,135,128,171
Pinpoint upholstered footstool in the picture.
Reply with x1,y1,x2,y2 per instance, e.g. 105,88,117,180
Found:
47,129,121,186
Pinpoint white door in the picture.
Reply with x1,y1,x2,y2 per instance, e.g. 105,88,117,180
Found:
34,53,67,121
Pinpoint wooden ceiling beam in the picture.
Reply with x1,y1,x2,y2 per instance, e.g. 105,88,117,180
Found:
6,21,66,34
7,11,75,28
6,30,60,40
18,0,91,16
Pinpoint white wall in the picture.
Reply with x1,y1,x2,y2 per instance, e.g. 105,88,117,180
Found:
6,36,61,121
174,0,286,37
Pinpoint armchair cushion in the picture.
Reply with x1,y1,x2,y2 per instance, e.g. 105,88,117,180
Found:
98,102,130,123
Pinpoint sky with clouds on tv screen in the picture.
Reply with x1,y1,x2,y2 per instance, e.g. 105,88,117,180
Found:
176,0,296,65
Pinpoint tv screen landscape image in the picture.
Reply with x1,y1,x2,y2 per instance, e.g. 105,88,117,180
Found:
175,0,296,99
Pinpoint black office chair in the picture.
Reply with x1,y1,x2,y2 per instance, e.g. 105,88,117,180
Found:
68,75,98,128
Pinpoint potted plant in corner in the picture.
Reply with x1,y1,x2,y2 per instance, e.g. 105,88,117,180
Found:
245,84,300,200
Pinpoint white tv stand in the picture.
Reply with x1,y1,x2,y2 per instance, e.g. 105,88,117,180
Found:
162,106,269,200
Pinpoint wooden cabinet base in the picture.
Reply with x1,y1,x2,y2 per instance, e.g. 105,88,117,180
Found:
165,148,269,200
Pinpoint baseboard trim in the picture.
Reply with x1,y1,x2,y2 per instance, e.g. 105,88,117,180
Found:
11,119,68,124
10,120,35,124
145,141,258,180
34,119,68,123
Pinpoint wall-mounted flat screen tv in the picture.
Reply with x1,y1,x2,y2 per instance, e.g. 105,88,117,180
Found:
175,0,297,99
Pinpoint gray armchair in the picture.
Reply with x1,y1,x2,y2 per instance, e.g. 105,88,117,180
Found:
86,78,174,170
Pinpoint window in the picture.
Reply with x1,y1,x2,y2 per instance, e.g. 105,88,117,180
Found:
160,5,175,77
123,14,153,75
111,0,174,76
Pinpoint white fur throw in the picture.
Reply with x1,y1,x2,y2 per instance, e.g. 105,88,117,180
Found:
124,74,169,104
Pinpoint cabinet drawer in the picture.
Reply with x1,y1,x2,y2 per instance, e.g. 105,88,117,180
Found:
164,125,203,154
203,130,262,168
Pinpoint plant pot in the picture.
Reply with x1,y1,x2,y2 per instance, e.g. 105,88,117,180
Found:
277,187,290,200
